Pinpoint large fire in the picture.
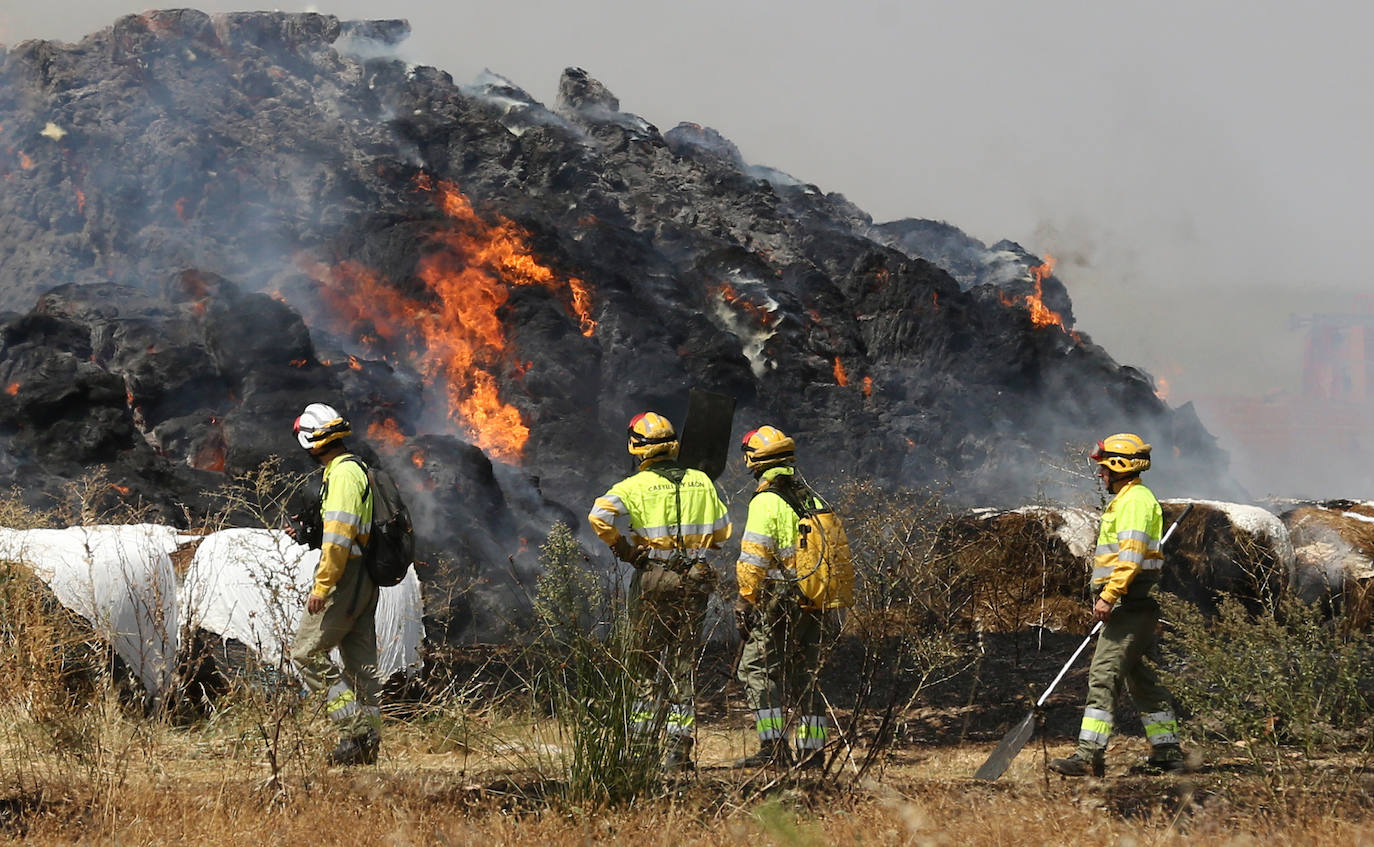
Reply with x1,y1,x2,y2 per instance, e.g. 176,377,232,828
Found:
303,176,596,461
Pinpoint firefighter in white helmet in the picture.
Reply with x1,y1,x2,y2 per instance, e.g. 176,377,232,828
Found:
287,402,382,766
733,425,853,770
587,412,731,772
1049,433,1188,777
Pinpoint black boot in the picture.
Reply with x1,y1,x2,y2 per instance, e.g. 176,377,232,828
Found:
732,738,792,768
1144,743,1189,773
327,727,380,766
1048,752,1104,777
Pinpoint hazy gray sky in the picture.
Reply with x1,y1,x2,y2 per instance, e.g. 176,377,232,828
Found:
3,1,1372,407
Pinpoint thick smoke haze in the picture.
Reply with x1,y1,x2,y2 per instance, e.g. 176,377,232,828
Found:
4,1,1372,497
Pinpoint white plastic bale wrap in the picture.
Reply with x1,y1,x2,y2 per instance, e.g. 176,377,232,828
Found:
181,528,423,681
0,524,184,696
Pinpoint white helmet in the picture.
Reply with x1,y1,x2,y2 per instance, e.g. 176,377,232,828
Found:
293,403,351,451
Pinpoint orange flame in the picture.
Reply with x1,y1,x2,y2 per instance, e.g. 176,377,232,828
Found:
1007,255,1080,341
862,376,873,398
302,176,595,461
111,484,131,495
1024,255,1063,329
833,357,849,386
713,282,776,327
348,355,362,371
411,450,425,469
18,152,33,170
290,358,307,368
75,188,86,213
1155,376,1171,402
5,383,17,396
368,418,407,449
191,443,226,473
174,197,190,222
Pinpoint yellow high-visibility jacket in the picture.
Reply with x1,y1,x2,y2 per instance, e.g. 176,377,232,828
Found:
1093,478,1164,604
587,459,731,564
313,454,373,599
737,466,821,606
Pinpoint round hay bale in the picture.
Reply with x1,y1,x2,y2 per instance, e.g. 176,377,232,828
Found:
1280,499,1374,630
931,506,1097,633
1160,500,1292,617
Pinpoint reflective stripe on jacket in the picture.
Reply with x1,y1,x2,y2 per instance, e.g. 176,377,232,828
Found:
587,459,731,561
313,454,374,599
1093,478,1163,604
736,466,820,604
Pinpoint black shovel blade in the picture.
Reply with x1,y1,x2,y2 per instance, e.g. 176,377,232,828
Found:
973,711,1037,781
676,388,736,479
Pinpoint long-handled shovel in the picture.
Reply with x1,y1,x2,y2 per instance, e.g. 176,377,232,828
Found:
972,503,1193,780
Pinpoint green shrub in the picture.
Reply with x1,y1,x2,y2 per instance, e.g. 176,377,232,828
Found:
532,521,662,807
1159,592,1374,781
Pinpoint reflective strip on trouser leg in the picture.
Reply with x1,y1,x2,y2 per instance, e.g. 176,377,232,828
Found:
1078,707,1113,749
325,681,360,722
666,703,695,738
796,714,828,750
631,700,657,735
755,708,784,741
1142,710,1179,746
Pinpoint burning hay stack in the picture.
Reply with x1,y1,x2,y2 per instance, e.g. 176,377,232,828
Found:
0,10,1234,636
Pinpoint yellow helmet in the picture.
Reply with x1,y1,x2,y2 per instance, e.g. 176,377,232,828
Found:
294,402,351,452
740,425,796,473
627,412,678,460
1091,432,1151,474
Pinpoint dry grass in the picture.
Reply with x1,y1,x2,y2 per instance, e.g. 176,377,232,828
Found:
1,721,1372,845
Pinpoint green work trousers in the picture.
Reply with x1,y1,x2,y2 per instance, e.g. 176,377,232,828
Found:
738,589,827,747
627,561,714,740
291,558,381,739
1076,596,1180,758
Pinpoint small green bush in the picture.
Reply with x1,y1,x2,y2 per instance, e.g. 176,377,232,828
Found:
1159,592,1374,780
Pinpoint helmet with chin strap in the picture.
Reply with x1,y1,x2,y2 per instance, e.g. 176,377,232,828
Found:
740,425,796,474
627,412,679,461
293,403,351,452
1091,432,1151,474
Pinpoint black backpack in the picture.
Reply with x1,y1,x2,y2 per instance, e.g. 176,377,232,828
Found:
339,456,415,588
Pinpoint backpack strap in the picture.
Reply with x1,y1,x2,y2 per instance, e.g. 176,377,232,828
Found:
646,461,689,556
329,454,372,506
754,474,813,520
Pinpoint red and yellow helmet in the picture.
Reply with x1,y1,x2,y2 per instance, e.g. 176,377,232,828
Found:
627,412,678,460
1090,432,1151,474
740,425,796,472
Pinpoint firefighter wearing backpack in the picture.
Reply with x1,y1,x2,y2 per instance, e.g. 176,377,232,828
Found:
1048,433,1188,777
587,412,732,772
733,426,853,770
287,403,382,767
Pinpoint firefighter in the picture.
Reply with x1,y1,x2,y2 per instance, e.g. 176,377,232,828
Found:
286,403,382,766
587,412,732,771
733,425,851,770
1049,433,1188,777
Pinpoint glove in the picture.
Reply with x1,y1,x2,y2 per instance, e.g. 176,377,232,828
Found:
734,597,757,639
611,537,638,565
